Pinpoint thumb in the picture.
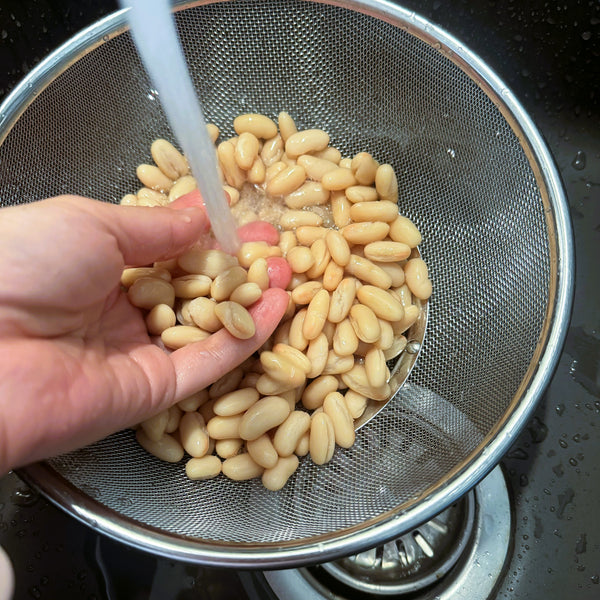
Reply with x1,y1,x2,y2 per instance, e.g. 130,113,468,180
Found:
94,200,211,266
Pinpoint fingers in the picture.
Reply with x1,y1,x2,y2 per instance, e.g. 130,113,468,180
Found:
95,200,211,267
170,288,289,400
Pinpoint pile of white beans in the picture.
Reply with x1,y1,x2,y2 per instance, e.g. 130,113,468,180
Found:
121,112,432,491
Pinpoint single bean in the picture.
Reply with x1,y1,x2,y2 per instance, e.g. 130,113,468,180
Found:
365,347,388,388
280,210,323,229
285,129,330,158
247,434,279,469
136,163,173,192
351,151,379,185
262,455,299,491
322,350,355,375
213,387,260,416
179,412,210,458
345,185,379,203
146,303,177,335
344,390,368,419
279,230,297,255
356,284,405,321
217,140,246,188
178,248,238,278
229,282,263,306
333,318,359,356
325,229,351,267
121,267,171,287
168,175,197,202
136,188,168,206
314,146,342,164
286,246,315,274
140,410,168,442
331,190,352,228
291,280,323,305
305,332,329,379
206,414,243,440
256,373,295,396
272,343,312,374
206,123,220,144
215,438,244,459
349,304,381,343
234,131,260,170
303,289,330,340
295,431,310,457
278,111,298,142
185,455,222,480
239,395,291,441
136,429,184,463
247,156,266,185
120,194,137,206
404,258,432,300
161,325,210,349
309,412,336,465
392,303,420,335
177,389,209,412
260,134,284,167
172,274,212,299
209,366,245,399
301,374,339,410
214,301,256,339
211,265,248,302
346,255,392,289
383,334,408,360
323,392,355,448
350,200,399,223
273,411,311,457
297,154,339,181
375,163,398,201
222,453,264,481
375,318,395,351
188,297,221,332
321,168,357,191
364,241,411,263
151,138,188,180
341,363,391,400
234,113,278,139
266,164,306,197
128,277,174,310
328,277,357,323
342,221,390,245
323,260,345,291
260,351,307,387
296,225,328,246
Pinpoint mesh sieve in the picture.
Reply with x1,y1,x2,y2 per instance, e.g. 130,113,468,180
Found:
0,0,573,568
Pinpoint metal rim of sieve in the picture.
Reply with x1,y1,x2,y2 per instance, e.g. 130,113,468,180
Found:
4,0,574,569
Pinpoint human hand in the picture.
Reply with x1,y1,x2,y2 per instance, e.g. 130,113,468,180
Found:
0,195,289,473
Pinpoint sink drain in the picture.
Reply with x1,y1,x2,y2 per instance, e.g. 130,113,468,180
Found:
250,466,511,600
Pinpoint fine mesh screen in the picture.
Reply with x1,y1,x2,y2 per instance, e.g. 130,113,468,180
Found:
1,0,553,548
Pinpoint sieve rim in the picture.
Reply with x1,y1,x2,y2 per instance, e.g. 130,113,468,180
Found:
8,0,574,568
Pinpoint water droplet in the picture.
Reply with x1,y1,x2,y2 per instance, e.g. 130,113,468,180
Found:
11,487,39,507
555,403,565,415
28,586,41,599
519,474,529,487
575,533,587,554
527,416,548,443
572,150,587,170
1,30,7,40
552,463,564,477
447,148,456,158
559,438,568,448
102,34,110,42
581,31,592,40
591,574,600,584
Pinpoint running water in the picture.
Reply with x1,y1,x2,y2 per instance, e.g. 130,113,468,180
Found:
120,0,240,254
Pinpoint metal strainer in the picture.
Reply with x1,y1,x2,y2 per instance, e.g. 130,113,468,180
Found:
0,0,573,568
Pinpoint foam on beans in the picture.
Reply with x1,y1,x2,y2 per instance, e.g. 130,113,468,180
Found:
122,111,432,490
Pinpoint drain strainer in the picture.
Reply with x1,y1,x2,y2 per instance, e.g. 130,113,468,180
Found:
319,492,475,594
